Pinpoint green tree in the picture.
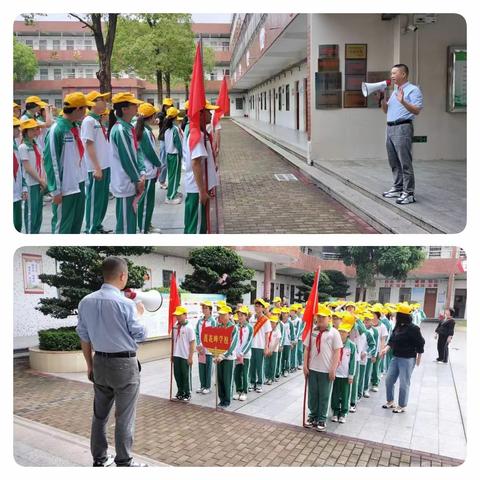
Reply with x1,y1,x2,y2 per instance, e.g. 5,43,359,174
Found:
338,247,425,299
37,247,153,319
180,247,255,304
13,37,38,82
323,270,350,298
295,271,332,303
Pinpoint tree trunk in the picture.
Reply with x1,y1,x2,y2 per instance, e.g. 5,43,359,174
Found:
165,72,171,98
156,69,163,104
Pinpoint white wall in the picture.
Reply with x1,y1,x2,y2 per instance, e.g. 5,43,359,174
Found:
309,13,466,162
229,93,247,117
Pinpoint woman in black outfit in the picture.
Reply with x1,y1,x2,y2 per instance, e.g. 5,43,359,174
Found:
380,306,425,413
435,307,455,363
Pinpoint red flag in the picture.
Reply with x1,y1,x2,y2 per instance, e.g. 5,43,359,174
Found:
213,76,230,128
302,268,321,342
168,272,181,334
188,43,206,152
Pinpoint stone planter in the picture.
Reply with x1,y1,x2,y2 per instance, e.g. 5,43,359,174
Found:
29,336,171,373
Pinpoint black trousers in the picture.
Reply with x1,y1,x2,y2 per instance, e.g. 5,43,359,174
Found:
437,334,450,362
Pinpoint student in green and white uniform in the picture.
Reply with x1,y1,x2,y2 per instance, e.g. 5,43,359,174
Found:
370,306,388,391
303,306,342,432
171,306,195,401
214,306,239,409
162,106,183,204
81,91,111,234
233,306,254,400
331,322,357,424
18,119,47,234
289,306,301,372
134,103,162,233
264,315,281,385
249,299,272,392
297,307,306,368
280,308,295,376
383,308,396,371
13,117,27,232
107,92,145,234
271,307,284,381
379,306,393,374
182,102,219,234
361,311,378,398
21,95,48,122
195,300,216,394
44,92,93,234
347,314,364,412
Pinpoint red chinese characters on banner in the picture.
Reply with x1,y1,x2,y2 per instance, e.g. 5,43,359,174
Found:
201,326,234,356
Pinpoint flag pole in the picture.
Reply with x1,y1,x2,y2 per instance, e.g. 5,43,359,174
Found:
169,271,176,401
302,329,313,427
214,354,219,411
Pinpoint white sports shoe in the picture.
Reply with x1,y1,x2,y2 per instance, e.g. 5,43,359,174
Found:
338,416,346,424
202,388,211,394
331,415,338,422
196,387,203,393
233,393,240,400
239,393,247,401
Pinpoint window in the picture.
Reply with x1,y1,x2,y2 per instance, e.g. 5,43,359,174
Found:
378,287,391,304
224,69,230,76
162,270,173,288
236,97,244,110
84,39,93,50
270,283,275,301
25,39,33,48
399,288,412,303
428,246,442,258
39,39,47,51
278,87,282,110
250,280,257,305
285,84,290,111
209,72,216,80
66,39,75,51
39,68,49,80
147,98,155,105
85,68,94,78
54,98,63,109
64,68,75,79
279,284,285,300
52,39,60,50
290,285,296,304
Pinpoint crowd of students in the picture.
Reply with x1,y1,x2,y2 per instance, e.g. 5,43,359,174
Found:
13,92,221,234
169,296,428,432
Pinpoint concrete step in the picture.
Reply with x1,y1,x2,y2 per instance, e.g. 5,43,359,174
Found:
232,119,430,234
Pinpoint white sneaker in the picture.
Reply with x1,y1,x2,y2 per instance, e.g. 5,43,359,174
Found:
196,388,203,393
331,415,338,422
363,391,370,398
256,387,263,393
349,405,357,413
148,226,162,234
164,196,182,205
371,386,379,392
338,416,346,424
239,393,247,401
202,388,211,394
233,393,240,400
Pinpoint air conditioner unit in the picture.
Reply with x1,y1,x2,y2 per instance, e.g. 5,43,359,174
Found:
414,14,437,25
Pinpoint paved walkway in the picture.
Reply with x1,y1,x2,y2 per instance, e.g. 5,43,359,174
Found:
14,357,460,467
216,121,376,233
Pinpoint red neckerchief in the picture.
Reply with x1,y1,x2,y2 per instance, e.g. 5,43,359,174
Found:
13,151,19,179
315,329,327,354
32,141,42,175
176,321,182,340
339,346,344,363
70,125,84,162
130,127,139,151
100,124,108,141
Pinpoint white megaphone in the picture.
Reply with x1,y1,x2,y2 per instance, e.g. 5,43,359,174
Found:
124,289,163,312
361,79,391,97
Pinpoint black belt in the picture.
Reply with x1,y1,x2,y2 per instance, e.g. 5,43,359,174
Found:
95,351,136,358
387,119,412,126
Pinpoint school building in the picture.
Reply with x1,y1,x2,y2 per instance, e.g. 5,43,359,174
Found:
13,246,466,351
228,13,466,162
13,19,232,108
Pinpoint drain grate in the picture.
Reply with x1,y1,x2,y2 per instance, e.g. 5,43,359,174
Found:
274,173,298,182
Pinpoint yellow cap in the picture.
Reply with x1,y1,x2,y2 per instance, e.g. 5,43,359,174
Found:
20,119,41,130
100,108,109,116
138,102,160,118
254,298,269,308
342,311,356,326
236,306,250,316
216,300,227,308
13,117,20,127
111,92,143,105
166,106,180,118
25,95,48,107
13,102,20,109
63,92,95,108
233,313,239,321
184,100,189,109
205,101,220,110
316,306,332,317
345,301,356,308
362,311,374,320
173,306,188,316
218,306,232,315
85,91,111,102
338,322,352,333
331,310,344,318
200,300,213,308
269,315,279,323
396,303,413,314
162,98,174,106
370,303,384,314
273,296,282,303
271,307,282,315
281,307,290,314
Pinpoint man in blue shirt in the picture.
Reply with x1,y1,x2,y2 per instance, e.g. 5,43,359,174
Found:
77,256,147,467
380,64,423,205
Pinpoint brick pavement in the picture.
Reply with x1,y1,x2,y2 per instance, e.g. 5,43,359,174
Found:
14,359,461,467
216,120,377,234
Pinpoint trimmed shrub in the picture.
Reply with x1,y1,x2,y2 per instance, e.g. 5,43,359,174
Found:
38,326,81,351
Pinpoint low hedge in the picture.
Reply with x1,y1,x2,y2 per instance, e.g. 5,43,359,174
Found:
38,326,81,351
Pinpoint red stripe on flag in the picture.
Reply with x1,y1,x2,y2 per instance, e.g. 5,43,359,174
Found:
168,272,181,334
213,76,230,128
188,43,206,152
302,267,321,342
